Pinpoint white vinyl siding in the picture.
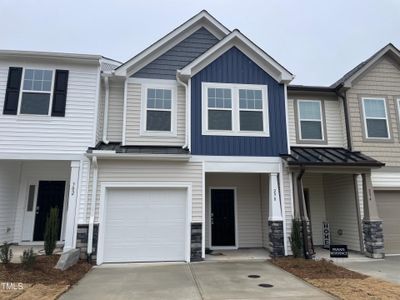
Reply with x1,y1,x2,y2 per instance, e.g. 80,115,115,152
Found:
0,161,21,242
347,56,400,166
371,169,400,188
205,173,264,248
86,160,202,223
323,174,361,251
125,80,185,146
260,173,269,248
77,158,90,224
282,167,293,255
287,96,346,147
0,58,99,154
96,83,105,143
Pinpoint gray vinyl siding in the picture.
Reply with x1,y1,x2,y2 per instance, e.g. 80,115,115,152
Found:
86,159,203,223
205,173,264,248
260,173,269,248
323,174,361,251
96,83,105,143
131,27,219,80
107,80,124,142
347,55,400,166
125,81,186,146
287,93,347,147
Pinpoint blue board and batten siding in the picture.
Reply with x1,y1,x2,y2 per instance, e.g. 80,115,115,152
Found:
191,47,288,156
132,27,220,80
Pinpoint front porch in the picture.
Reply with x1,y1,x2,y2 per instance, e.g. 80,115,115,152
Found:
0,159,82,252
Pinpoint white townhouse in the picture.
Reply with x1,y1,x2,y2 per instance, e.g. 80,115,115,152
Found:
0,50,119,252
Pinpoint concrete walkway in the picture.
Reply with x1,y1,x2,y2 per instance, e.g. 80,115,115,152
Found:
60,261,334,300
336,255,400,284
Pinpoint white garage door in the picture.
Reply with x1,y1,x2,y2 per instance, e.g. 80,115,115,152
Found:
103,188,187,262
375,191,400,254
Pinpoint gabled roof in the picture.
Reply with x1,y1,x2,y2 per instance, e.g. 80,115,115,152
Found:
331,43,400,89
282,147,384,167
178,30,294,83
114,10,230,77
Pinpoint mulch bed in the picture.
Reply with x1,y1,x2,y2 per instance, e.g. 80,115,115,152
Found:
271,257,400,300
0,255,92,286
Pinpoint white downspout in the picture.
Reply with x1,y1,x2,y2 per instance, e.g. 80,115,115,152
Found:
176,72,188,149
87,156,98,258
102,76,110,144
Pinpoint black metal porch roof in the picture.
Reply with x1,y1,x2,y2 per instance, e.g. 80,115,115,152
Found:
281,147,384,167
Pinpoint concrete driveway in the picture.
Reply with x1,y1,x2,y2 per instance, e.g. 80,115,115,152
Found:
60,261,333,300
337,255,400,284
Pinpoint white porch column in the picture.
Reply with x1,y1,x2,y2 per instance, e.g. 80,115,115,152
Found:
268,173,283,221
64,160,80,252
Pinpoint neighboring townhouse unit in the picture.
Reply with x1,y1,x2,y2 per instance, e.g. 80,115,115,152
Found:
0,50,119,252
80,10,297,264
331,44,400,255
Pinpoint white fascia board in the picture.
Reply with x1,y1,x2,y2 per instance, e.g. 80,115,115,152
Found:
191,155,282,173
344,44,400,88
86,152,190,161
0,50,102,64
114,11,230,77
179,30,294,84
0,153,85,161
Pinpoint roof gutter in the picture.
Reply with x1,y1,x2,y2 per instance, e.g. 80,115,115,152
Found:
86,151,190,161
336,87,352,151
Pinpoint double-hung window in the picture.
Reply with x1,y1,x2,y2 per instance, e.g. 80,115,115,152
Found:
297,100,324,141
362,97,389,139
202,83,269,136
20,69,54,115
142,84,176,135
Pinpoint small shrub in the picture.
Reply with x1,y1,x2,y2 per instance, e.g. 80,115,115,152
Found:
44,207,59,255
0,242,13,264
290,219,303,258
20,248,36,269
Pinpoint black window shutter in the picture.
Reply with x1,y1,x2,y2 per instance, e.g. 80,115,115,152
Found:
51,70,69,117
3,67,23,115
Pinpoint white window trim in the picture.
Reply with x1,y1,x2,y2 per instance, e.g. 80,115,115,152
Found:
17,68,55,116
140,81,178,137
201,82,269,137
361,97,390,139
297,99,325,141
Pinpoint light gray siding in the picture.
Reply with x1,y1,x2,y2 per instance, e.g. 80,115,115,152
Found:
125,81,186,146
347,55,400,166
287,93,347,147
86,159,203,223
131,27,219,80
0,161,21,242
205,173,264,248
107,80,124,142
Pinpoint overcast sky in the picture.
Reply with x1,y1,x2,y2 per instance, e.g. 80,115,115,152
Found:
1,0,399,85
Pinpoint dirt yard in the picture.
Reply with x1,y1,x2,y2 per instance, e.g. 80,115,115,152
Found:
271,257,400,300
0,255,91,300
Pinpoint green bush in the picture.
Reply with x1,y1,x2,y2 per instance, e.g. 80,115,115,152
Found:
44,207,59,255
20,248,36,269
290,219,303,258
0,242,13,264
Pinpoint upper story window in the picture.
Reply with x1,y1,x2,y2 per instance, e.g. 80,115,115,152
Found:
20,69,54,115
141,83,176,136
297,100,324,141
362,97,390,139
202,82,269,136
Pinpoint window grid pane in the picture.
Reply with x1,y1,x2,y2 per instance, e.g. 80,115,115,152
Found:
364,99,386,118
23,69,52,92
147,88,172,110
208,88,232,109
239,89,263,110
300,120,323,140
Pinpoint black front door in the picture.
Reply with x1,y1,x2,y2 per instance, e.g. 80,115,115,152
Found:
211,189,236,247
33,181,66,241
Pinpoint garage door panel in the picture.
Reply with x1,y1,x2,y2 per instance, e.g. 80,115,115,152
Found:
103,188,187,262
375,191,400,254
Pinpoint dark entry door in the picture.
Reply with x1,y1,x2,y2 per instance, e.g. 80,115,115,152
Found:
211,189,236,247
33,181,66,241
